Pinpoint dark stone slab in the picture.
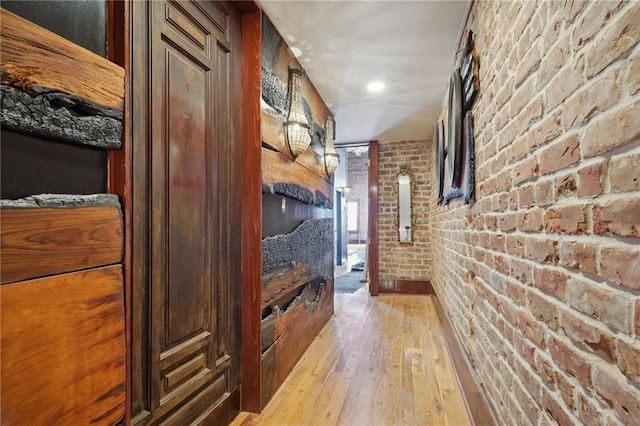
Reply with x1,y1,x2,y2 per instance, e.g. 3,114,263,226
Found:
1,84,123,149
262,217,333,279
1,193,120,208
314,190,332,209
273,182,314,205
261,69,287,116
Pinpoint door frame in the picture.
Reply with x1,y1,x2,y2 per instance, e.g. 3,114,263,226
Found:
334,140,379,296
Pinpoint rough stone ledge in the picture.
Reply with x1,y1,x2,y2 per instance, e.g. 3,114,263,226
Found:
1,193,120,209
1,84,123,150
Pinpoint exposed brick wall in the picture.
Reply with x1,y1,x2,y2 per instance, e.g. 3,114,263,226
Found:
380,140,432,280
346,151,369,243
430,1,640,425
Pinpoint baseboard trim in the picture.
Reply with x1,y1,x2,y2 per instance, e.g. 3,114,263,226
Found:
378,279,432,294
431,288,497,426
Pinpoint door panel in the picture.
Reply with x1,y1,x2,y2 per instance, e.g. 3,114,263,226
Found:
132,1,241,423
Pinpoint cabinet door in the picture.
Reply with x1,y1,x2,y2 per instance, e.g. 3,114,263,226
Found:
132,1,242,423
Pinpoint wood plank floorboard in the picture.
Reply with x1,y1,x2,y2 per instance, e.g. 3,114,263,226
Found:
231,288,472,426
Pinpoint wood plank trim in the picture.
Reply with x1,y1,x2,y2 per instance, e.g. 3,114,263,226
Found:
241,8,263,414
0,204,124,285
432,288,497,426
368,140,380,296
262,263,311,309
0,7,125,111
262,148,332,205
378,279,432,294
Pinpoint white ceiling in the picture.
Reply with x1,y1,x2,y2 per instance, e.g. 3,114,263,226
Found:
257,0,471,144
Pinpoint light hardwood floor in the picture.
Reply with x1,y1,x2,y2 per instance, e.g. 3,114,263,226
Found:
231,287,471,426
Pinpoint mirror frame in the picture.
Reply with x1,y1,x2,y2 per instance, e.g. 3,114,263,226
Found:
393,166,415,243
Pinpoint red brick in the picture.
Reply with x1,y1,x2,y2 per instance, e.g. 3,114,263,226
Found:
544,205,586,234
541,386,575,426
514,382,540,425
593,367,640,425
566,277,634,333
546,54,585,111
512,156,540,186
505,279,526,305
498,213,516,232
518,309,546,347
519,184,535,208
616,339,640,387
539,37,570,89
533,267,567,299
534,351,556,388
560,307,615,363
526,237,559,263
555,370,576,410
539,134,581,175
516,208,543,232
559,240,597,275
547,334,592,387
577,160,604,198
600,245,640,290
511,258,533,285
572,0,624,48
506,234,526,257
582,98,640,158
535,179,555,207
577,391,604,426
609,151,640,193
627,45,640,96
585,3,640,78
564,66,620,130
560,0,586,24
556,173,577,199
593,198,640,237
528,110,563,149
528,291,559,328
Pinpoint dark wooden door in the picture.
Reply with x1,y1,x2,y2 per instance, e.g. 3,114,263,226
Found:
131,1,242,424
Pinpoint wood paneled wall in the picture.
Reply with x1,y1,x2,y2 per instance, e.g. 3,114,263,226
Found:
259,12,335,409
0,201,126,425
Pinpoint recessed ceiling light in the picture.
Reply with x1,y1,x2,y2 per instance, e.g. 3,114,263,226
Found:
367,81,385,92
290,46,303,58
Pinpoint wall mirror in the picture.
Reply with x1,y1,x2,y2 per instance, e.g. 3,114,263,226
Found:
394,166,415,243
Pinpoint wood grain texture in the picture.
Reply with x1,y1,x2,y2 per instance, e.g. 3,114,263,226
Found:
262,263,311,309
241,8,264,414
0,7,125,111
263,148,332,205
231,292,472,426
368,140,380,296
432,288,497,426
0,266,126,426
0,206,123,285
379,279,433,294
261,279,334,408
107,0,131,421
262,110,332,182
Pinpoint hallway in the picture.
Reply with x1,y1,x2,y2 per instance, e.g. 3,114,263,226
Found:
231,289,471,425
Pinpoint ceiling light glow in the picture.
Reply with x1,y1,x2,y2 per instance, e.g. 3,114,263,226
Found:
367,81,385,92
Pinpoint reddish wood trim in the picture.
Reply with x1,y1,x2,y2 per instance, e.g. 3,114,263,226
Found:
107,1,131,423
378,279,432,294
368,140,379,296
432,290,496,426
240,8,263,414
